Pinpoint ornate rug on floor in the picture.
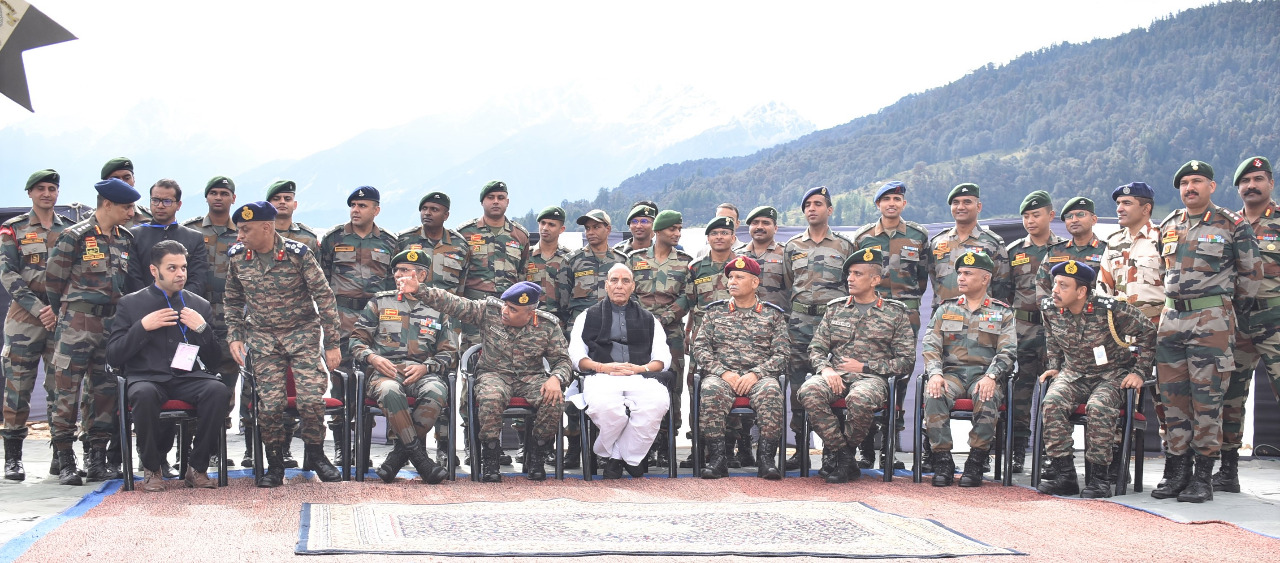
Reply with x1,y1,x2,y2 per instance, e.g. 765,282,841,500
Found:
295,498,1023,557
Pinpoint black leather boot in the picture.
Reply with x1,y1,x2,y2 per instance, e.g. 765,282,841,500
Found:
1177,454,1215,503
1150,453,1192,499
375,440,410,483
785,435,808,470
302,444,343,482
281,436,299,468
257,444,285,488
434,436,459,468
1010,446,1026,474
481,440,502,483
736,434,756,468
404,439,447,484
525,440,547,481
331,430,351,468
240,426,255,467
959,448,988,487
4,438,24,481
826,445,860,484
56,448,82,486
701,438,728,479
919,441,934,473
931,450,954,487
84,443,111,482
817,448,837,479
858,434,876,469
1036,455,1080,496
758,439,781,480
564,436,582,470
1212,449,1240,493
1039,453,1057,481
1080,461,1114,498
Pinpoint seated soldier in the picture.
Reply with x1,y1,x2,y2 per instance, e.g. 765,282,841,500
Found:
568,263,673,479
105,240,230,491
691,256,789,480
349,249,453,485
1037,260,1155,498
418,280,571,482
922,251,1016,487
799,248,917,483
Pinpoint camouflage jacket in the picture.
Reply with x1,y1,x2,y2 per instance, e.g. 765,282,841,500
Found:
0,211,72,318
629,245,693,327
1157,205,1261,302
1099,222,1165,319
851,218,930,305
128,205,153,227
691,299,790,378
395,226,471,295
45,214,134,313
612,238,652,255
926,224,1012,307
809,295,917,378
224,232,341,349
564,246,628,321
740,240,790,312
923,295,1016,382
1041,295,1155,381
527,244,571,325
685,254,732,330
1243,201,1280,307
1007,233,1064,313
180,215,238,304
1035,235,1107,301
349,289,457,374
783,228,854,314
417,287,571,384
277,221,319,253
319,222,398,335
457,217,530,298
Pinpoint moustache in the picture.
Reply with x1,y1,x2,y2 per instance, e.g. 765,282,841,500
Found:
1244,188,1263,196
1185,190,1199,197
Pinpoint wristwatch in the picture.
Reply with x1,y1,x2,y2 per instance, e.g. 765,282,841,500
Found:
985,372,998,381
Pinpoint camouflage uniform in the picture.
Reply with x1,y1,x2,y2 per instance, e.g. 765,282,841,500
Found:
1035,236,1108,301
527,245,570,327
1041,296,1156,465
456,218,529,350
417,288,570,442
612,238,650,255
1223,201,1280,452
850,219,930,331
921,295,1016,452
563,247,628,324
1,211,71,440
349,290,456,443
182,215,243,409
740,241,790,314
44,216,134,447
691,300,789,441
925,226,1012,307
225,233,341,447
1006,232,1065,447
1155,205,1261,457
277,222,319,253
799,296,916,450
395,226,471,295
629,246,693,430
783,230,853,435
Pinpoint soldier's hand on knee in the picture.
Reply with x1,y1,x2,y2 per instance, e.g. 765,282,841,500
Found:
975,377,996,402
1121,372,1143,389
229,341,246,367
823,371,845,395
324,348,341,371
734,372,759,395
926,374,945,399
368,354,397,378
38,305,56,331
402,364,429,385
541,376,563,406
1038,369,1059,383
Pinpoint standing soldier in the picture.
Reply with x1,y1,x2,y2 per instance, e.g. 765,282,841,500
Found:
1150,160,1261,503
100,157,153,226
685,216,739,464
2,170,72,481
397,192,470,296
926,183,1012,307
225,201,344,487
691,256,788,480
783,186,854,469
799,248,917,483
741,206,789,312
318,186,398,466
44,179,139,485
1035,197,1108,300
613,202,657,255
629,210,693,468
267,180,319,252
1217,157,1280,493
921,250,1016,488
1004,190,1063,474
527,206,571,327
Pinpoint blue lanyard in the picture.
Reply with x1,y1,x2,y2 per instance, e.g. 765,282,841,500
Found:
159,287,188,343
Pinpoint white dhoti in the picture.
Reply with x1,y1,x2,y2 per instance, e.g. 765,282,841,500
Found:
582,374,670,465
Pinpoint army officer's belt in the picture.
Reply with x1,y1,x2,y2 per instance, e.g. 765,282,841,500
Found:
65,302,116,317
1254,296,1280,311
792,302,828,316
336,296,371,311
1014,309,1042,324
1164,295,1225,313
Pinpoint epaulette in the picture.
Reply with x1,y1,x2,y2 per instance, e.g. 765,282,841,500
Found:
609,248,629,261
65,219,95,236
1158,209,1180,227
881,298,908,311
929,227,955,241
510,221,531,236
904,220,930,238
180,216,203,227
978,224,1006,244
458,218,482,230
673,248,694,260
784,231,807,244
373,289,398,299
397,225,421,238
826,296,847,307
706,299,730,309
988,298,1011,309
849,223,874,241
283,239,308,255
227,242,247,256
321,223,346,241
1103,228,1127,244
830,230,856,245
625,247,647,259
1046,238,1069,250
294,222,318,236
1094,295,1116,310
1217,206,1246,227
761,301,786,313
1039,297,1055,311
534,309,561,326
1,213,31,227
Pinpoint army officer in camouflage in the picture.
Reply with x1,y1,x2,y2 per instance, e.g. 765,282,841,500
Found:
800,248,916,483
922,250,1016,488
349,249,452,485
926,183,1012,307
225,201,344,487
850,182,929,331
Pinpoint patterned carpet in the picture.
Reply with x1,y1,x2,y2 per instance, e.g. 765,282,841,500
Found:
296,498,1021,558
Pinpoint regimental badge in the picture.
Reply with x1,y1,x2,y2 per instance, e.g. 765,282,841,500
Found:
1255,158,1264,168
862,248,874,261
407,250,420,261
241,207,253,221
1122,186,1131,195
356,189,364,197
963,253,976,266
518,293,530,304
1191,161,1200,171
29,255,40,264
1065,261,1078,275
735,256,746,268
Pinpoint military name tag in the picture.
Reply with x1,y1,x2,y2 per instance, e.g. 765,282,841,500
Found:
1047,255,1069,263
941,313,965,321
83,251,106,261
379,309,402,321
334,245,356,252
1011,253,1029,266
693,276,713,285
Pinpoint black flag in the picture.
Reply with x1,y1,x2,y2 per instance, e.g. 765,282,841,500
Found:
0,1,76,112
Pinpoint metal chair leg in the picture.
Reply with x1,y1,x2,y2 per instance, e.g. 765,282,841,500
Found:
912,374,924,483
1117,388,1137,495
1030,380,1045,488
116,376,134,491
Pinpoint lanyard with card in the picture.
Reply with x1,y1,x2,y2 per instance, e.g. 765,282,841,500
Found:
160,287,202,372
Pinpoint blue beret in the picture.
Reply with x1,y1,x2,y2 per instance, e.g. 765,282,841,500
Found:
233,201,278,224
347,186,379,206
802,186,831,204
874,181,906,202
94,178,140,204
1049,259,1096,287
1111,182,1154,202
501,281,543,305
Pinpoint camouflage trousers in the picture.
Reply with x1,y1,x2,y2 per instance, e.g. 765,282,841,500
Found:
368,372,447,444
2,308,55,440
473,372,564,442
1041,372,1124,465
697,374,783,441
1222,307,1280,451
1012,318,1047,443
923,372,1003,452
662,320,686,433
249,329,329,447
49,309,117,447
787,308,821,436
1156,305,1235,457
797,373,889,451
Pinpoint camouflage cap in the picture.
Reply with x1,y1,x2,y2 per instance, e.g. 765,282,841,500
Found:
744,205,778,224
1019,190,1051,214
94,178,140,204
1234,156,1271,186
480,180,507,201
26,169,59,191
724,255,761,277
704,215,736,235
391,248,430,269
233,201,278,224
1173,160,1213,189
205,176,235,195
501,280,543,305
1049,259,1096,287
627,204,657,223
576,209,611,226
420,191,450,210
948,183,980,203
954,250,994,273
265,180,297,200
100,157,133,180
653,209,682,232
537,206,566,223
1059,196,1095,220
843,246,884,274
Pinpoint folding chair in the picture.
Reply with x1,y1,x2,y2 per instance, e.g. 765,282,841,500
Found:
461,345,565,481
690,370,788,478
575,370,680,480
241,352,351,481
1029,377,1150,494
912,374,1015,485
799,374,904,482
113,369,229,491
352,361,457,482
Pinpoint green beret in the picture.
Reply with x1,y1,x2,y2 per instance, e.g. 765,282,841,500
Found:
1234,156,1272,186
265,180,297,200
744,205,778,224
205,176,235,195
843,246,884,274
536,206,566,223
627,204,657,223
480,180,507,201
653,209,682,232
1173,160,1213,189
954,250,994,273
576,209,611,226
704,216,736,235
1059,197,1095,220
1019,190,1051,214
947,183,980,203
26,169,59,191
100,157,132,180
391,249,430,269
419,191,450,210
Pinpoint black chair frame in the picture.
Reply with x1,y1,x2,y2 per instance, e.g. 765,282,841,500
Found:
799,373,904,482
690,370,789,478
241,352,352,481
911,373,1015,485
1029,377,1150,494
574,370,680,480
461,344,565,481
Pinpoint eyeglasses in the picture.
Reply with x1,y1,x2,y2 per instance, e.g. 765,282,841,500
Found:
1063,211,1091,220
629,218,652,226
150,197,177,208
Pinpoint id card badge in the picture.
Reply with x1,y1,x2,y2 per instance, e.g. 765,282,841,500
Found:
172,343,199,371
1093,345,1108,366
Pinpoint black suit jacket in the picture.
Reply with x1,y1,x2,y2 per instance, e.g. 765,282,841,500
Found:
127,222,210,297
106,285,222,384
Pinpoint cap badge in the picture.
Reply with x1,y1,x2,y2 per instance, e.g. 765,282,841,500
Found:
1065,261,1078,275
1122,187,1130,194
963,253,976,266
1255,158,1264,168
518,293,530,304
357,189,364,197
1191,161,1200,171
734,257,746,268
406,250,419,261
863,248,874,261
241,208,253,220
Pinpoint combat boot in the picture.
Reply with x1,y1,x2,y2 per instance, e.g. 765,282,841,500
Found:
56,448,82,486
817,448,837,478
281,436,299,468
257,444,285,488
701,438,728,479
785,435,809,470
303,444,343,482
959,448,988,487
563,435,582,470
4,438,25,481
726,436,741,469
434,436,460,468
331,431,351,468
84,444,110,482
524,440,547,481
931,451,955,487
1080,462,1114,498
858,434,876,469
240,426,255,467
826,445,860,484
1212,449,1240,493
758,439,781,480
1177,454,1215,503
1150,453,1192,499
1010,446,1026,474
375,440,410,483
1037,456,1080,496
919,441,934,473
736,433,756,467
404,439,447,484
481,440,503,483
104,442,123,480
1039,453,1057,481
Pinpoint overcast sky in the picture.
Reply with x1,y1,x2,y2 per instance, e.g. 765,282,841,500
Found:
2,0,1214,163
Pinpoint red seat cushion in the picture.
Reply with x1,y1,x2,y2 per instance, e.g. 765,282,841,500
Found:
732,397,751,409
160,400,197,410
285,367,297,396
1133,413,1146,422
286,397,343,409
831,399,847,408
364,398,416,407
509,397,532,408
950,399,1007,412
1073,405,1089,416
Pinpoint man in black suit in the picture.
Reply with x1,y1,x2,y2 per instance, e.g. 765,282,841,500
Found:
107,240,228,491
